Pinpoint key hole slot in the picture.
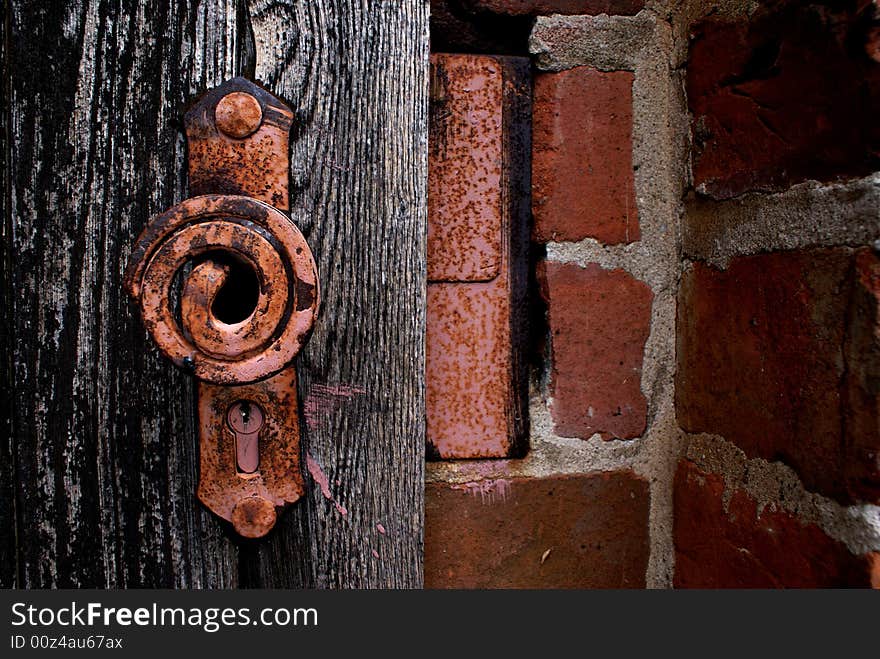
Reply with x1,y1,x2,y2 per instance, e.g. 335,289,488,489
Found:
227,400,264,475
200,251,260,325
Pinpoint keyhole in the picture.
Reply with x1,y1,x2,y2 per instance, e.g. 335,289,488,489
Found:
201,251,260,324
228,401,264,475
238,401,251,426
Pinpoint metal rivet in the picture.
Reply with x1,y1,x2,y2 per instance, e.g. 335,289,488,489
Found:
215,92,263,139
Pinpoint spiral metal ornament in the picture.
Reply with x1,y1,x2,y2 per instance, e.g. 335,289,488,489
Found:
125,194,319,385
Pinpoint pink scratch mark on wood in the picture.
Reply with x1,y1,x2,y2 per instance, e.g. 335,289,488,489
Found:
376,523,386,535
303,383,366,432
306,454,348,516
451,478,511,504
371,549,380,559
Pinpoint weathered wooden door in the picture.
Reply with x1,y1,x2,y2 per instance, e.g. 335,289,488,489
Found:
2,0,428,588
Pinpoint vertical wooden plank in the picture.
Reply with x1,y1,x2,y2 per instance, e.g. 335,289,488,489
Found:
243,0,428,587
1,0,17,589
5,0,252,587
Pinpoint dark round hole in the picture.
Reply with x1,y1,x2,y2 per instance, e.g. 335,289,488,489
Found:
200,252,260,325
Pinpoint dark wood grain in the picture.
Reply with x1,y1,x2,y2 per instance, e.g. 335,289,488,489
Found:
242,0,428,588
3,0,427,588
1,0,17,589
4,0,251,588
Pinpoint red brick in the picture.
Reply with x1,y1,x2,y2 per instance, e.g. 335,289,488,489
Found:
533,67,638,244
688,2,880,199
425,472,650,588
674,460,878,588
539,261,651,440
844,250,880,501
468,0,644,15
676,248,880,503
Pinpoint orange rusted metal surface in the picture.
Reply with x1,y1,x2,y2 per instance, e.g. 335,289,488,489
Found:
125,195,318,385
186,78,293,210
215,91,264,139
428,57,503,283
198,369,304,539
427,280,511,457
426,54,530,459
125,77,318,538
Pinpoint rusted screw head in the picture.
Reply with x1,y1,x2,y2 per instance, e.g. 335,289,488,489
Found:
215,92,263,139
231,496,277,538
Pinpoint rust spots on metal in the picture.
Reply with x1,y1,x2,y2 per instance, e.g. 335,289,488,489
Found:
124,78,319,538
429,55,503,282
186,77,293,211
231,496,277,539
215,92,263,139
199,369,304,537
427,280,512,458
295,278,317,312
426,54,530,459
125,195,319,385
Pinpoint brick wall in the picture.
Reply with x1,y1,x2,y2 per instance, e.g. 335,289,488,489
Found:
675,0,880,588
427,6,683,588
426,0,880,588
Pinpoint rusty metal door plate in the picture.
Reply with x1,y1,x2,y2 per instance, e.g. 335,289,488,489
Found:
426,55,530,459
125,78,319,538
